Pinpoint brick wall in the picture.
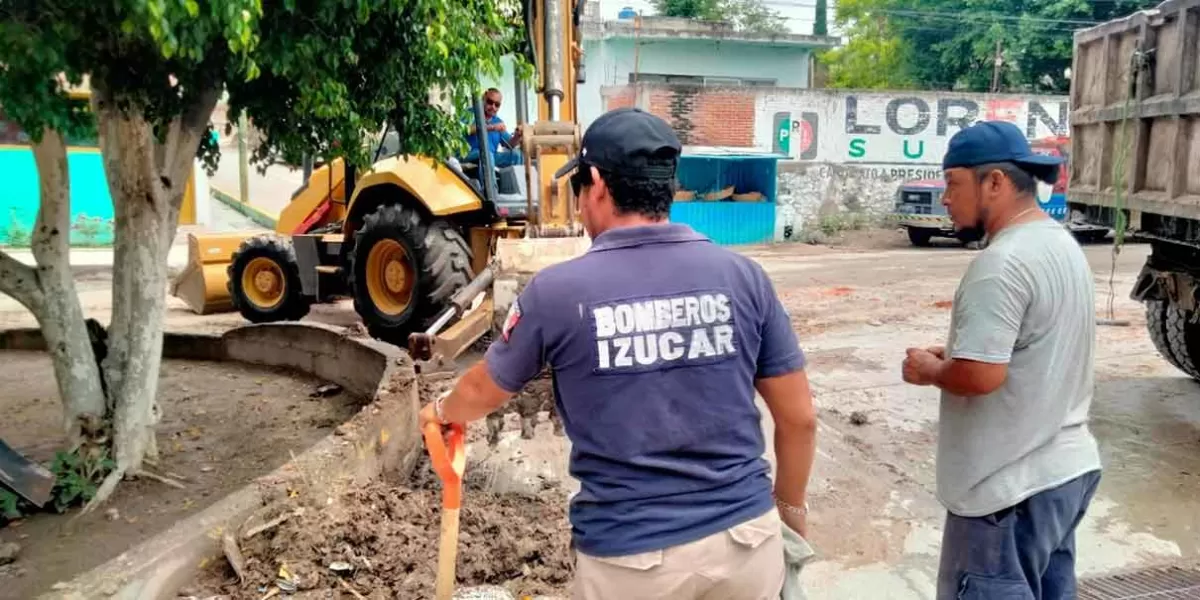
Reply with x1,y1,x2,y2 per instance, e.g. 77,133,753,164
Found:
602,83,757,147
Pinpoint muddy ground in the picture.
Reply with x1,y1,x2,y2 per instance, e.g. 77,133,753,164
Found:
0,353,361,598
188,452,573,599
2,227,1198,599
183,370,568,599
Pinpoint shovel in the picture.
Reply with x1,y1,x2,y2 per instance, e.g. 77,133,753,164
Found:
0,436,55,508
423,421,466,600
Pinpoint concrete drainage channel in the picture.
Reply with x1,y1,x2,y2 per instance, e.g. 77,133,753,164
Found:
0,323,457,599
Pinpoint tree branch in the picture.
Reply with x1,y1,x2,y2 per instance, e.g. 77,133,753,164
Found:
30,128,71,269
156,85,223,252
161,85,222,197
0,249,42,313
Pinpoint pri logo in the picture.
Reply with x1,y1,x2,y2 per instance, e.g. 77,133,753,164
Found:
773,112,819,160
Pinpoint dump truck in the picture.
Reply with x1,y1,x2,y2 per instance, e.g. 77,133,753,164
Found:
172,0,591,360
1066,0,1200,379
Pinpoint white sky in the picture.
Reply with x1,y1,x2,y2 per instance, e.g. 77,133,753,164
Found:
594,0,838,36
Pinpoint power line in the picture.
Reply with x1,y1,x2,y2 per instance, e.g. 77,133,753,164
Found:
778,14,1089,33
865,8,1101,25
764,0,1159,19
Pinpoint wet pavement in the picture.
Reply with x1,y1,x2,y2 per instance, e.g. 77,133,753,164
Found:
756,242,1200,598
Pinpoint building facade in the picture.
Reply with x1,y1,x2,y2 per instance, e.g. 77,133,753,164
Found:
481,2,840,133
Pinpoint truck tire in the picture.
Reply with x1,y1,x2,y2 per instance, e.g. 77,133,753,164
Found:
1145,300,1200,380
227,234,312,323
907,227,934,247
348,204,472,345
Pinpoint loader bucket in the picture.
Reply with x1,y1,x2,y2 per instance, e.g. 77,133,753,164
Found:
491,236,592,330
171,232,257,315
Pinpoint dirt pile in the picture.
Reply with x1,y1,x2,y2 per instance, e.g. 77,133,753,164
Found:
191,454,574,599
414,369,561,446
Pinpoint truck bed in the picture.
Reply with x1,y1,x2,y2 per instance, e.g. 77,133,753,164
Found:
1068,0,1200,221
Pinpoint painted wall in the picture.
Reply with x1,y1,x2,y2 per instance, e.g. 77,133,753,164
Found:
0,147,115,246
758,89,1069,239
757,90,1069,167
601,83,1070,240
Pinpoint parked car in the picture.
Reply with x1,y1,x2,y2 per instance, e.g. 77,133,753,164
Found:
889,135,1109,247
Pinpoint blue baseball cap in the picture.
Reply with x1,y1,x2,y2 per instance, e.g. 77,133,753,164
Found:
942,121,1062,184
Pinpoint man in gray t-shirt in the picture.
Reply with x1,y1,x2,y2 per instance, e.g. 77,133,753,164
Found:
902,121,1102,600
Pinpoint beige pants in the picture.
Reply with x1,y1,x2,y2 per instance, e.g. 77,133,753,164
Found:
572,509,785,600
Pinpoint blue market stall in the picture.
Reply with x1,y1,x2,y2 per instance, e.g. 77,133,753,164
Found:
670,147,784,246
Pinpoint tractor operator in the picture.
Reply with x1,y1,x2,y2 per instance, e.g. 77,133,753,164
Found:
420,107,818,598
463,87,523,168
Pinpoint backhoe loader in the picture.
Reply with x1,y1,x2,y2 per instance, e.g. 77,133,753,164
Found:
172,0,591,358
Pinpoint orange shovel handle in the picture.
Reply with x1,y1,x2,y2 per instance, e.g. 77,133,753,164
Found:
423,421,466,509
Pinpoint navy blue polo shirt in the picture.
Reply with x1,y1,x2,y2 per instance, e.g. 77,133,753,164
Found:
484,222,806,557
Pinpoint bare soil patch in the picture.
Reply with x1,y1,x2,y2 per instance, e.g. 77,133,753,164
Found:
186,368,573,599
0,351,362,598
188,451,574,599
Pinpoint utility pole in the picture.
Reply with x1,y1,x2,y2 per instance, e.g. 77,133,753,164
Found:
237,112,250,205
991,39,1004,93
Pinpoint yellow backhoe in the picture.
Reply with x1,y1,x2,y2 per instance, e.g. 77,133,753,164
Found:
171,0,591,360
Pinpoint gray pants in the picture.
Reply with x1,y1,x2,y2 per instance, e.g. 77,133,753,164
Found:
936,470,1102,600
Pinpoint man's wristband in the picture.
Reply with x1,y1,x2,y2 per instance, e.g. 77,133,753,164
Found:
774,493,809,517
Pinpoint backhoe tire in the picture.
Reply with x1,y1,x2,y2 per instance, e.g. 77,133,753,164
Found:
1145,300,1200,381
348,204,472,346
227,234,312,323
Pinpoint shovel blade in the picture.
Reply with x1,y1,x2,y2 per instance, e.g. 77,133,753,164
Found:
0,437,55,507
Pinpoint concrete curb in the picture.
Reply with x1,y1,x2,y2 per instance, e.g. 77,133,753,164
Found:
0,323,422,600
210,185,278,230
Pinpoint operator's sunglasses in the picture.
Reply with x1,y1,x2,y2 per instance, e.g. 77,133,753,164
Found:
486,98,501,107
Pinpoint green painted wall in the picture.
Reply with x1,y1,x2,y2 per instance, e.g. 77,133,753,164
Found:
0,147,114,247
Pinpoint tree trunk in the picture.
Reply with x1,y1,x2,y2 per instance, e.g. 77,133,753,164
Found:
0,129,107,447
82,82,220,507
0,81,219,510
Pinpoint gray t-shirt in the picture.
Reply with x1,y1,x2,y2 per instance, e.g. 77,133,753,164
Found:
937,217,1103,517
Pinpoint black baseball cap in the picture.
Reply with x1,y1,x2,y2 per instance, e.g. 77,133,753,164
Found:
942,120,1063,184
553,107,682,181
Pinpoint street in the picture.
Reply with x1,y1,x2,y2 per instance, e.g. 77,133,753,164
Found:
1,232,1196,598
748,238,1199,598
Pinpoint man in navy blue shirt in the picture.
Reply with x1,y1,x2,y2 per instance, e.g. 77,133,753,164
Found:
463,87,523,168
420,107,817,598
